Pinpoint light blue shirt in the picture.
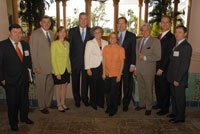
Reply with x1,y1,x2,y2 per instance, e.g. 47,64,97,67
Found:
140,36,150,61
118,31,126,46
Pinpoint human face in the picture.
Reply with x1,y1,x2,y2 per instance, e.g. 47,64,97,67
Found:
94,29,102,40
161,17,171,32
9,28,22,43
79,14,88,28
141,25,151,38
175,28,187,42
58,28,66,40
117,19,127,32
109,33,118,45
40,18,51,31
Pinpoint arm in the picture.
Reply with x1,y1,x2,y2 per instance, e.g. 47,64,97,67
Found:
51,42,60,76
0,44,5,85
84,41,92,76
102,56,106,80
130,34,136,72
117,48,125,82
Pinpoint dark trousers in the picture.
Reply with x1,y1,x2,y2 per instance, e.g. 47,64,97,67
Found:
155,73,170,112
90,65,105,107
119,72,134,108
170,84,186,121
105,77,120,114
71,67,89,103
5,81,29,126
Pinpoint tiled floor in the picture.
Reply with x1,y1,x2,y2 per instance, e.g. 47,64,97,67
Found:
0,99,200,134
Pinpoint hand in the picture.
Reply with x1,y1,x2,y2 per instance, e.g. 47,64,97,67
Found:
133,71,137,77
56,75,61,80
156,69,163,76
1,80,5,86
138,53,144,60
129,66,135,72
87,69,92,76
174,81,179,87
116,75,121,82
35,68,41,74
69,72,72,74
102,73,106,80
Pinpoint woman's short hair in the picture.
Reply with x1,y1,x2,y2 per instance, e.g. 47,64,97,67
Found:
91,26,104,36
108,32,119,44
55,26,67,40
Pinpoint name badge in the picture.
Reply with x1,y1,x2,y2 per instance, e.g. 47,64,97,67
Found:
24,50,29,56
173,51,179,57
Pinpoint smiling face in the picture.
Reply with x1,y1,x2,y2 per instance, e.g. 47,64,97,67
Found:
58,28,66,40
9,28,22,43
40,18,51,31
79,14,88,28
161,17,171,32
109,33,118,45
141,25,151,38
94,28,102,40
117,18,127,32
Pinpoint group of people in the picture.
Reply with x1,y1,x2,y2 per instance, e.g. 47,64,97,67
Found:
0,12,192,131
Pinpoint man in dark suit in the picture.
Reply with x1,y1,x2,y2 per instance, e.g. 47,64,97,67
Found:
167,26,192,123
117,17,136,112
68,12,93,107
0,24,33,131
154,16,176,116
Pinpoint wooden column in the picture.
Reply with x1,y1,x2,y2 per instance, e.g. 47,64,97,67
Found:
12,0,19,24
186,0,192,38
0,0,9,40
113,0,120,32
173,0,179,33
62,1,67,28
137,0,143,35
85,0,92,27
144,0,149,23
56,0,61,29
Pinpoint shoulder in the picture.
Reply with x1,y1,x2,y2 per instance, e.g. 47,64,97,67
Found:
52,40,59,45
21,40,29,46
69,27,78,32
126,30,136,37
31,28,42,36
102,39,108,44
182,40,192,50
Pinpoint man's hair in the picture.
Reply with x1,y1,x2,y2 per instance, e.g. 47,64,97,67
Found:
161,15,171,23
9,24,22,31
140,23,151,31
41,16,51,21
176,25,187,33
79,12,88,19
117,17,128,24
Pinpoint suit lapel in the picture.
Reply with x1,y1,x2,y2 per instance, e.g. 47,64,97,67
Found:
143,36,153,49
122,31,128,47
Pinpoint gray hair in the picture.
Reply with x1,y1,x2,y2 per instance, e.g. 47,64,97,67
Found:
140,23,152,31
91,26,104,36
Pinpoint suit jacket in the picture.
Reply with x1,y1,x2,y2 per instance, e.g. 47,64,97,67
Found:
136,36,161,76
51,40,71,75
68,26,93,70
121,30,136,73
0,38,32,85
167,40,192,86
29,28,54,74
84,38,108,70
156,31,176,72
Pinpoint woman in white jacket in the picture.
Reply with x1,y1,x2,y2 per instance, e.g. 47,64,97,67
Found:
84,26,108,110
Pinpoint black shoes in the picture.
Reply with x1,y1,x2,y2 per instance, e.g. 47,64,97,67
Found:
135,106,145,111
145,110,151,115
152,105,160,110
75,102,80,108
167,113,176,118
169,118,185,123
21,118,34,124
156,110,169,116
123,107,128,112
83,101,90,107
11,124,18,131
91,105,97,110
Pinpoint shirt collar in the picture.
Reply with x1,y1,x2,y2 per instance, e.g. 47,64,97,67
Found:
177,38,185,46
41,27,49,33
161,30,170,37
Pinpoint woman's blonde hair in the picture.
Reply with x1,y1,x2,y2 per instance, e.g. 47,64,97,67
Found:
108,32,119,44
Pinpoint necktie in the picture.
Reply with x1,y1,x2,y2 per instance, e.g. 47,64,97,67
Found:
46,31,51,45
15,42,23,62
119,33,123,46
159,34,162,40
140,38,145,53
81,28,85,42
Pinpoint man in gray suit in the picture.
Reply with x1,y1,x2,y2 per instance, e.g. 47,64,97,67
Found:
30,16,56,114
135,23,161,115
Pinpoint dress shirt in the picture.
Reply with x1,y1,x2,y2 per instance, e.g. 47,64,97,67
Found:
79,26,86,40
41,27,51,40
140,36,150,61
9,37,23,55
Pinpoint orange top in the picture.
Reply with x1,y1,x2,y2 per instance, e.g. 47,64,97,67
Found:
102,44,125,77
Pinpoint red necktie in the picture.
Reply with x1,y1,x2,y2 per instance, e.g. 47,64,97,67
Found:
140,39,145,53
15,42,23,62
159,34,162,40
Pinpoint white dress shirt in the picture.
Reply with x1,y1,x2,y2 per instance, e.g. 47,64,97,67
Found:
9,37,23,55
84,38,108,69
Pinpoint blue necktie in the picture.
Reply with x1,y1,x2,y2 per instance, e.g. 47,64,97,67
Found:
119,33,123,46
81,29,85,42
46,31,51,46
